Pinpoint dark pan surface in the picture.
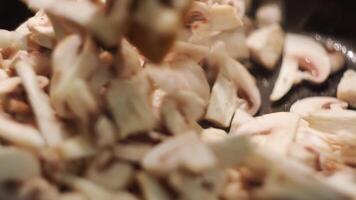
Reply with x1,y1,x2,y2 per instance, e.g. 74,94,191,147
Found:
1,0,356,115
251,0,356,115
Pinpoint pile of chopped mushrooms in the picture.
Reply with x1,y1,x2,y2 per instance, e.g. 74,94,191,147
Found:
0,0,355,199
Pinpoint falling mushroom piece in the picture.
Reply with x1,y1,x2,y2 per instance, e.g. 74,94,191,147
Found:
205,72,238,128
256,0,283,27
247,24,284,70
270,33,331,101
337,70,356,108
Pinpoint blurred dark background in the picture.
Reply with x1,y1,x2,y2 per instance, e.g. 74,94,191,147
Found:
0,0,32,30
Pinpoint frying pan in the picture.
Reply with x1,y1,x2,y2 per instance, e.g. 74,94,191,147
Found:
1,0,356,115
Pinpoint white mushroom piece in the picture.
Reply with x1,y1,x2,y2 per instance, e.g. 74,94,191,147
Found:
233,112,302,155
85,153,134,190
15,59,64,147
270,33,331,101
247,24,284,70
204,47,261,127
290,96,348,118
305,109,356,136
142,132,216,175
337,70,356,108
106,74,155,139
246,149,352,200
256,0,283,27
145,58,210,134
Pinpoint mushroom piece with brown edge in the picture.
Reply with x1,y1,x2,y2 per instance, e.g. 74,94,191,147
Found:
247,24,284,70
206,45,261,116
204,71,239,128
270,33,331,101
337,70,356,108
290,96,348,118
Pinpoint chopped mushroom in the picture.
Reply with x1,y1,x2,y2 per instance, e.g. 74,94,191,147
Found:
15,59,64,147
270,33,331,101
247,150,351,200
142,132,216,175
234,112,302,155
106,74,155,139
337,70,356,108
256,0,283,27
86,158,134,190
247,24,284,70
137,172,171,200
290,96,348,118
305,109,356,135
205,72,239,127
207,47,261,115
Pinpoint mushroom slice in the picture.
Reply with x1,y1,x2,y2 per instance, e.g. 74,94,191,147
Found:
270,33,331,101
137,172,171,200
290,96,348,118
27,11,55,49
256,0,283,27
56,135,96,160
229,109,253,134
146,58,210,104
86,160,134,190
305,109,356,135
16,59,64,147
212,28,250,60
94,116,117,148
0,147,40,183
114,143,153,163
337,70,356,108
248,150,351,200
205,72,238,127
24,0,126,47
142,132,216,175
51,35,99,118
186,1,242,33
208,4,243,32
161,91,206,135
209,135,251,168
106,75,155,139
18,178,59,200
247,24,284,70
234,112,301,155
59,175,139,200
201,128,227,144
209,50,261,115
